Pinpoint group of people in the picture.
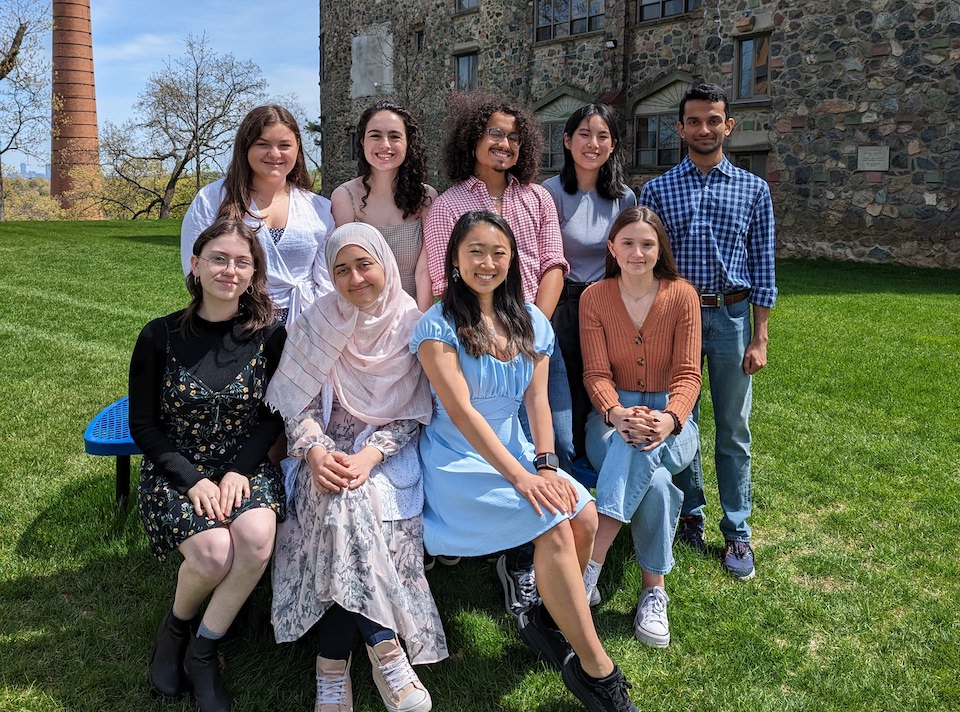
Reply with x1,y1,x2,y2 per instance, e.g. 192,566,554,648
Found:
127,81,776,712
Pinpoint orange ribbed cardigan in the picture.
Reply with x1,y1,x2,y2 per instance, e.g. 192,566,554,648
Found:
579,277,702,425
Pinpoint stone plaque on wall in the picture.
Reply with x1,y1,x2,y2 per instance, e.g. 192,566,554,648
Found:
857,146,890,172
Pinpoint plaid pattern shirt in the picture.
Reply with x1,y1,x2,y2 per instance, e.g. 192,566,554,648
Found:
425,175,568,301
640,155,777,308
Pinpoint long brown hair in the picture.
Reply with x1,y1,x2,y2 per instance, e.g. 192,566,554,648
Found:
179,216,275,336
219,105,313,222
604,206,682,281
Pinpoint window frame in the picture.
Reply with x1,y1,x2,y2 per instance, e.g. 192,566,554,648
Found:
734,34,771,102
636,0,700,23
541,121,566,171
633,112,684,169
730,151,768,180
536,0,605,43
455,52,478,91
455,0,478,12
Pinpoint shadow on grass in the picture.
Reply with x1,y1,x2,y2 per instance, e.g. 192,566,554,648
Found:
777,258,960,296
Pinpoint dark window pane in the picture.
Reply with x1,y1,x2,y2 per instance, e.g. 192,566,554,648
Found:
639,149,656,166
739,40,754,98
537,25,553,41
589,14,604,30
664,0,682,16
572,17,587,33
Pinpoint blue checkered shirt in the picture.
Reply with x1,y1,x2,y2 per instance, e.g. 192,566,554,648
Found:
639,155,777,308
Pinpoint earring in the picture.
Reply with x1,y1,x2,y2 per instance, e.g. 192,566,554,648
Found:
452,267,460,282
245,285,254,295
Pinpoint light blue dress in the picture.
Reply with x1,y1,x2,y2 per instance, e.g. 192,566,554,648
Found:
410,302,593,557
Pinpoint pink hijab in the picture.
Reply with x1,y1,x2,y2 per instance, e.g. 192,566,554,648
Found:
265,223,432,426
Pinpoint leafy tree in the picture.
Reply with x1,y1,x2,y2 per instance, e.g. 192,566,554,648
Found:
99,33,267,219
0,175,64,220
0,0,50,221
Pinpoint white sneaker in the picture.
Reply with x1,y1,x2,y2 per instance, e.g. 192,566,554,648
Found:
315,654,353,712
583,560,602,607
633,586,670,648
366,639,432,712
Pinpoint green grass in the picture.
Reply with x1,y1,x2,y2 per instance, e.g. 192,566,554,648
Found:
1,220,959,711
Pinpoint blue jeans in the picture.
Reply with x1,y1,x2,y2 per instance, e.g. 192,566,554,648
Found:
675,299,753,542
584,390,699,575
518,336,576,475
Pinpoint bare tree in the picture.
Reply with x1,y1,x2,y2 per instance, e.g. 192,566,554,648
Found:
0,0,50,221
100,33,267,219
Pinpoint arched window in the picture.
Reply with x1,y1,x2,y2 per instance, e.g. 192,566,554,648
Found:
633,80,690,169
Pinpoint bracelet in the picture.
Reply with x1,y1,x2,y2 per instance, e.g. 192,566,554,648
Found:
664,409,681,435
603,406,615,428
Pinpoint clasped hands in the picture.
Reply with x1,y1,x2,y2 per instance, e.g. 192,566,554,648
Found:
187,470,250,521
609,405,673,451
307,445,382,494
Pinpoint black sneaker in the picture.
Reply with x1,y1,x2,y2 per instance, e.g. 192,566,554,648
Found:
675,515,706,553
561,654,638,712
517,603,571,671
496,554,540,617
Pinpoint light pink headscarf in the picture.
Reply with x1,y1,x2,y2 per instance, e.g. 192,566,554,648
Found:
265,223,432,426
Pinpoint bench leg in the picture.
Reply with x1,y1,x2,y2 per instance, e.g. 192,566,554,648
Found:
116,455,131,509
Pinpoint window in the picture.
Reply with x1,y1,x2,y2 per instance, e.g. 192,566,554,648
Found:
637,0,700,22
735,35,770,100
732,152,768,180
634,114,683,168
456,0,478,11
536,0,605,42
542,121,565,170
456,53,478,90
415,29,425,54
348,130,360,162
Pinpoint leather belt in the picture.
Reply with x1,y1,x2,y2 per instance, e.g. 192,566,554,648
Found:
699,289,749,308
562,281,595,299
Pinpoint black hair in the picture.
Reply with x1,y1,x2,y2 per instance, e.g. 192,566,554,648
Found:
678,83,730,123
356,100,430,219
441,211,536,361
558,103,628,201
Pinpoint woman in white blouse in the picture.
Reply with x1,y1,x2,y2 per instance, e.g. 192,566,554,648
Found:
181,105,334,326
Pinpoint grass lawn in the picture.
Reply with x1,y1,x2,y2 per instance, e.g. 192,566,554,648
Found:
1,219,958,711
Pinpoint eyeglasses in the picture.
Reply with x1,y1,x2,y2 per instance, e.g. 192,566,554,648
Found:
483,127,521,146
197,254,256,275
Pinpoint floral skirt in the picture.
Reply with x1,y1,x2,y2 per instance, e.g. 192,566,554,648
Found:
271,461,448,665
137,458,285,561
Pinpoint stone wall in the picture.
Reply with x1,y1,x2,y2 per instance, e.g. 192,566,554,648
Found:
320,0,959,269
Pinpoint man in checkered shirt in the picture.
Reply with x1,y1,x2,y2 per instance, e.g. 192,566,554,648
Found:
423,91,574,619
640,83,777,580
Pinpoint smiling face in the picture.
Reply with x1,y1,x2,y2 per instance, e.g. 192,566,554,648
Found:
362,110,408,173
191,233,256,307
474,111,520,178
564,113,615,174
608,221,660,279
678,99,734,159
247,122,299,184
453,222,512,300
332,244,386,309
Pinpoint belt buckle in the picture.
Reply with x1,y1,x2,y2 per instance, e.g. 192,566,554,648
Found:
702,293,723,307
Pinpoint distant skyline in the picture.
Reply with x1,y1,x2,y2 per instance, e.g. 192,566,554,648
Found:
10,0,321,172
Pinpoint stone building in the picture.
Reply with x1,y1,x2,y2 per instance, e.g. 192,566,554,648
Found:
319,0,959,268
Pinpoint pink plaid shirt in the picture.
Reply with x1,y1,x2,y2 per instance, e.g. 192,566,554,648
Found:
425,175,568,301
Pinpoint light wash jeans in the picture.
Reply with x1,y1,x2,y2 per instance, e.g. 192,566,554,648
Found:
585,390,699,575
675,298,754,542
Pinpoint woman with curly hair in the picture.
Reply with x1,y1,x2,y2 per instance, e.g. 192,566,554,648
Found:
332,101,437,311
181,104,334,326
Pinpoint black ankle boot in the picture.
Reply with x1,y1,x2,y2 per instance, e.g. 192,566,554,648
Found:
148,611,193,699
184,634,231,712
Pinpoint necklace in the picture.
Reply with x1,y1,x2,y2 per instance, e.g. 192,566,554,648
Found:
618,278,659,330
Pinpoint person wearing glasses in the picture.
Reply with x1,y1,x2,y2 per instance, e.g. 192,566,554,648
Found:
181,105,335,327
422,91,572,621
130,217,287,712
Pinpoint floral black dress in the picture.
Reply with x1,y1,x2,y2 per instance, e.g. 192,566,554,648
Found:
131,312,286,561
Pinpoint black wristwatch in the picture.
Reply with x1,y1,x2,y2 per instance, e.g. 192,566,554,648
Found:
534,452,560,472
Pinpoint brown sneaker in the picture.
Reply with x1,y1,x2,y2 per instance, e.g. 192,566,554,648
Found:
366,639,431,712
315,654,352,712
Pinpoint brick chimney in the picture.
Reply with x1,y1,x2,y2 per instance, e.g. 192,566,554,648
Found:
50,0,99,209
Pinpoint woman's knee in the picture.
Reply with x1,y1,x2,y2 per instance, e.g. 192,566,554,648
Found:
230,509,277,566
180,530,233,580
572,501,598,540
535,518,576,552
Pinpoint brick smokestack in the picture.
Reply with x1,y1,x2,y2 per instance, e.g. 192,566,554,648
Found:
50,0,99,208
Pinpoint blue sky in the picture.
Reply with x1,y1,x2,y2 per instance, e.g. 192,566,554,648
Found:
14,0,321,172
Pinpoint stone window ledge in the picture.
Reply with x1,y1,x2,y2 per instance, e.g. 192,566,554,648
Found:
534,29,606,49
731,98,772,110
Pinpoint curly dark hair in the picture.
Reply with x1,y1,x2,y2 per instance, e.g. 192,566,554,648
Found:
219,105,313,223
356,100,430,220
679,83,730,122
180,216,275,337
558,103,628,201
442,211,536,361
444,91,544,185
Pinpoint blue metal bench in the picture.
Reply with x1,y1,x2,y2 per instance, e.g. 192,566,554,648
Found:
84,397,140,507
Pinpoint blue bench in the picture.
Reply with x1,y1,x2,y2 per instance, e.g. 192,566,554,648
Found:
84,397,140,508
